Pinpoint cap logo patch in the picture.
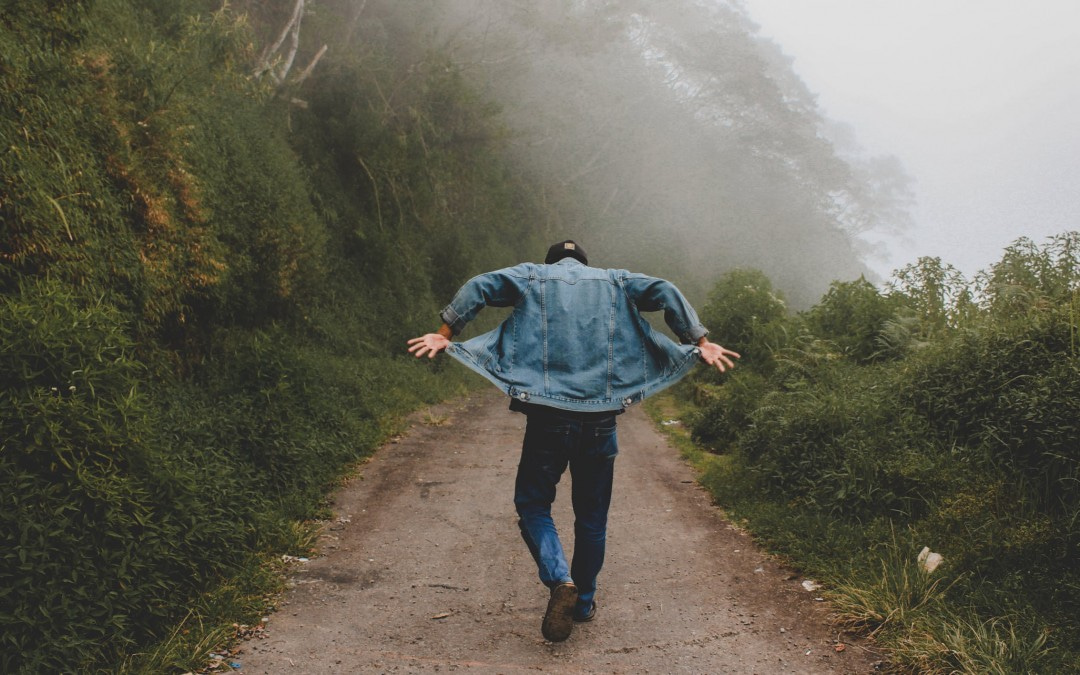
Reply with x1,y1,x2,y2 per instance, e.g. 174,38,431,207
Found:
565,243,576,250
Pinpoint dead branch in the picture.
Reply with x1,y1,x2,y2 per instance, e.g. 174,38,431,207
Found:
253,0,305,79
290,43,328,87
272,5,303,84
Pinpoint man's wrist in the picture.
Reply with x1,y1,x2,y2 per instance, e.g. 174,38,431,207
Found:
437,323,453,339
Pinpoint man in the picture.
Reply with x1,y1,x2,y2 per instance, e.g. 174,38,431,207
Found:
408,240,738,642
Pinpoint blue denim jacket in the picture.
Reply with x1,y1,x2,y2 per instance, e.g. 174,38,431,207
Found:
440,259,708,412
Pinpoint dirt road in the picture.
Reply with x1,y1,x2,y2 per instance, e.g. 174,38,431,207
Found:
238,391,880,673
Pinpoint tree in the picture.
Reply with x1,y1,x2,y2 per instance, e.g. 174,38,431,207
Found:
368,0,897,306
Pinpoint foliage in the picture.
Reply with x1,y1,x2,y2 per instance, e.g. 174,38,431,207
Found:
681,234,1080,671
975,232,1080,325
887,256,976,336
1,1,546,670
698,267,789,370
802,277,905,363
688,369,771,450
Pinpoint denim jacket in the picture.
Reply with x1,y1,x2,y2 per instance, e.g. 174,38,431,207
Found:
440,259,708,412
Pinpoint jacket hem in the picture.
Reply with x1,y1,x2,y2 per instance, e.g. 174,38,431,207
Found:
445,344,700,413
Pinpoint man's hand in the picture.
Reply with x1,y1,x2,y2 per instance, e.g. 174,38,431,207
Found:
408,333,451,359
697,338,740,372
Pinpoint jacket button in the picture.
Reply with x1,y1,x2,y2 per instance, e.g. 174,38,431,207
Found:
518,392,529,401
623,397,633,406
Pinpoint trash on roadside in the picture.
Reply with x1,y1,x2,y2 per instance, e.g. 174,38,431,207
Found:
918,546,944,573
801,579,821,592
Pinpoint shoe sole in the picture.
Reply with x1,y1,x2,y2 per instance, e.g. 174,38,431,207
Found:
541,583,578,642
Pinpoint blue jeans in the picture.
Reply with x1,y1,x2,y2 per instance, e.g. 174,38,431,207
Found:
514,409,618,608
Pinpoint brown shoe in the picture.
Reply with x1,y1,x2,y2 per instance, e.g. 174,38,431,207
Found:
541,582,578,642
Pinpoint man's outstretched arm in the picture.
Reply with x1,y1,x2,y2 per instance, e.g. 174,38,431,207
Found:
697,336,740,372
407,323,453,359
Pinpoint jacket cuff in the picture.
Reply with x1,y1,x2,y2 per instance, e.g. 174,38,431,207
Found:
682,325,709,345
439,305,466,336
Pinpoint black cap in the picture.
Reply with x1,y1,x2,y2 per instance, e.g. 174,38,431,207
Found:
545,240,588,265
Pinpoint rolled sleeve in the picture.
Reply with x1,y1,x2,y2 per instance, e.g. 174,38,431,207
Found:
439,305,466,336
683,323,709,345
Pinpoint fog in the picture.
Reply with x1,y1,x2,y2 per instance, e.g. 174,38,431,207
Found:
357,0,914,306
739,0,1080,280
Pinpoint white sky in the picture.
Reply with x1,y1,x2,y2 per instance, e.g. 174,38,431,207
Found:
736,0,1080,280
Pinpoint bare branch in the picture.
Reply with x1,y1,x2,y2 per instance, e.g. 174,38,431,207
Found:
253,0,305,79
290,43,328,87
273,9,303,84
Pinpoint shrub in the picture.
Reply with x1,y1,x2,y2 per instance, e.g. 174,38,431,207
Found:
1,1,543,669
0,280,163,671
689,369,771,450
699,267,790,371
681,242,1080,668
802,277,904,363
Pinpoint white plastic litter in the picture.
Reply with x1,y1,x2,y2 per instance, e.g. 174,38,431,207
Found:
918,546,944,573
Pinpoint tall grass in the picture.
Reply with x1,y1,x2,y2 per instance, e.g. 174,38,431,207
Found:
829,539,958,639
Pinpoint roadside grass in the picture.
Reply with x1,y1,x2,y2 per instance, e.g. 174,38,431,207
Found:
117,520,320,674
118,557,282,674
644,390,1065,673
890,612,1054,675
118,391,473,674
643,389,728,474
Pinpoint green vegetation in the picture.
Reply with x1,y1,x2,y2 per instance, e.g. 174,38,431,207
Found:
674,234,1080,672
4,1,1076,672
1,1,547,671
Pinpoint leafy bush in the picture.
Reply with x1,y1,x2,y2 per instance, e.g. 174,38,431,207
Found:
975,232,1080,320
681,237,1080,670
688,369,771,450
0,280,171,671
1,1,547,670
887,256,976,336
698,267,790,371
802,277,904,362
